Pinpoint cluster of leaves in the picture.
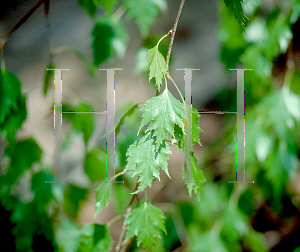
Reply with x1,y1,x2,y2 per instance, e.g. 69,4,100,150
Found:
94,35,205,249
0,0,170,251
2,0,300,251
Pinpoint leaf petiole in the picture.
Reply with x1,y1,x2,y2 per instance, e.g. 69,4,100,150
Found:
168,74,185,105
156,33,169,47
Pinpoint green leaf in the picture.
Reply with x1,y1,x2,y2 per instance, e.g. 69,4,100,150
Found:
92,18,128,66
78,0,118,16
243,229,268,252
56,218,80,252
44,62,56,95
259,88,300,139
224,0,247,30
125,133,171,193
78,0,97,17
93,224,112,252
183,155,206,200
124,201,166,250
11,201,55,252
97,0,117,14
172,107,202,148
31,170,53,207
138,88,185,150
78,224,94,252
92,19,114,66
146,45,167,91
192,109,202,146
62,102,94,144
78,224,112,252
113,183,131,214
188,228,228,252
84,148,106,182
115,103,139,138
124,0,163,37
111,20,129,59
95,183,111,216
263,12,292,60
63,184,89,219
5,138,42,185
0,70,26,141
221,204,249,250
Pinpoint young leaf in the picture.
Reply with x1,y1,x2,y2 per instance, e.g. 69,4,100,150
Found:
124,201,166,250
224,0,247,30
138,88,185,150
146,45,167,91
95,183,112,216
125,133,171,194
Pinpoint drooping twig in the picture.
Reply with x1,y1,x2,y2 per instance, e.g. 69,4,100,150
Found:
166,0,186,73
2,0,46,47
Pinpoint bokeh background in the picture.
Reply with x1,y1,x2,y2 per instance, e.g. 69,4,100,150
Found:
0,0,300,251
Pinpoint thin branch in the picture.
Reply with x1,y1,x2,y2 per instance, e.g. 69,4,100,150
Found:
115,178,139,252
115,206,131,252
2,0,46,47
166,0,186,72
107,214,122,227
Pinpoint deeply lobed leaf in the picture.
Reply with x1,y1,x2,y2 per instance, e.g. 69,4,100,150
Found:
124,201,166,250
125,133,171,193
138,88,185,150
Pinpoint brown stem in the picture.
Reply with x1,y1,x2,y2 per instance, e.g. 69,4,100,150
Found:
115,206,131,252
115,178,139,252
166,0,186,72
2,0,45,47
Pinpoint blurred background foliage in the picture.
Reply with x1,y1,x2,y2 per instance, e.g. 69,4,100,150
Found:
0,0,300,251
